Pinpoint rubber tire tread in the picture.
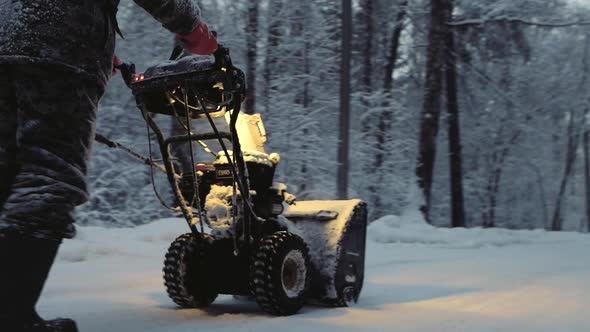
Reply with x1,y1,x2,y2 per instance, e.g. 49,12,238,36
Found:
163,233,217,308
249,231,311,316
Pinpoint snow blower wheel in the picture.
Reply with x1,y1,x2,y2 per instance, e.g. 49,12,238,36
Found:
250,231,311,316
163,233,218,308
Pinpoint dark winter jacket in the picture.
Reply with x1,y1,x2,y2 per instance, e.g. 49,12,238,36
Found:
0,0,202,86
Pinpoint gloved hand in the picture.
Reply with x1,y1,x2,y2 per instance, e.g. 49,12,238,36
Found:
112,55,123,76
176,22,218,55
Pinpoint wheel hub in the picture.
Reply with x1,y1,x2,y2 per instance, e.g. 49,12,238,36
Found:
281,250,306,298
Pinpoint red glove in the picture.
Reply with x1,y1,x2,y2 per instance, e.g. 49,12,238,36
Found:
112,55,123,76
176,22,218,55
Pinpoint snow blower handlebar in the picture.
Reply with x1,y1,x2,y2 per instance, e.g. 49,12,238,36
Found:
114,42,236,89
124,43,253,245
104,42,255,250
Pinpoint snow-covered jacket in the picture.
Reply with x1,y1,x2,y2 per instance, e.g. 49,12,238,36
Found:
0,0,202,86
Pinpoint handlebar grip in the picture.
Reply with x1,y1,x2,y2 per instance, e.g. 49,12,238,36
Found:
169,45,184,61
114,63,136,88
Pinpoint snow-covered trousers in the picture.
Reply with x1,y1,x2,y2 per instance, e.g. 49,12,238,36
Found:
0,65,104,241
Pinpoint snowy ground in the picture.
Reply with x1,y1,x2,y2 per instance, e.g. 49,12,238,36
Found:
41,214,590,332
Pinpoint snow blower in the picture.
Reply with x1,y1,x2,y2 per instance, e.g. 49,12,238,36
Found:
115,45,368,315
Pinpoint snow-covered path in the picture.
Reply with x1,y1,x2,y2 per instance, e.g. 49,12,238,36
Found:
41,217,590,332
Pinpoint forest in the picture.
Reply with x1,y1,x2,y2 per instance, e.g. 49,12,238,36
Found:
80,0,590,232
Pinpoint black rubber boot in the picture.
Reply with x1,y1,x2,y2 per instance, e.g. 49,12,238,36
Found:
0,236,78,332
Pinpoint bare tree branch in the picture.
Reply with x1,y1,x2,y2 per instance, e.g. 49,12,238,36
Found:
449,17,590,28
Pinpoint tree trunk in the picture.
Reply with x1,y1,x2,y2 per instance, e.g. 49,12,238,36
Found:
360,0,373,92
371,0,407,216
359,0,375,208
299,42,311,194
483,167,501,228
482,130,520,228
416,0,449,223
585,116,590,232
263,1,283,117
245,0,259,114
444,0,466,228
337,0,352,199
383,1,408,93
295,2,311,194
551,111,581,231
582,36,590,233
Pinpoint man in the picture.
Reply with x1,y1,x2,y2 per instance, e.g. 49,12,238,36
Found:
0,1,218,331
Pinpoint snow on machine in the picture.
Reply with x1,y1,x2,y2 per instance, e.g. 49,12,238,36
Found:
122,45,367,315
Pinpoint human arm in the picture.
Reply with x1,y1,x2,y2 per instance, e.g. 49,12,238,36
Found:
132,0,217,54
133,0,202,35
